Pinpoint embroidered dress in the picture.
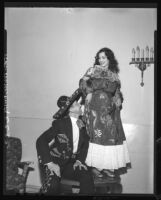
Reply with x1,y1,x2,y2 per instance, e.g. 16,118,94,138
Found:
80,65,131,174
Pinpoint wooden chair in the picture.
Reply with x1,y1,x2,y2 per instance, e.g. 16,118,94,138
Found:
4,136,34,194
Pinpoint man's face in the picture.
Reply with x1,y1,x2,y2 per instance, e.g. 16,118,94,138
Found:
69,101,82,115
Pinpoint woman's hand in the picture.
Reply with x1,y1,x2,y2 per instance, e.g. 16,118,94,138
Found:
83,76,90,81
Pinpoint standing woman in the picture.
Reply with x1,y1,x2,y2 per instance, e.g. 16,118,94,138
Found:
79,47,131,178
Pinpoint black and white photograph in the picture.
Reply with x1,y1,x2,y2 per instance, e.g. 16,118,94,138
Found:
4,4,157,196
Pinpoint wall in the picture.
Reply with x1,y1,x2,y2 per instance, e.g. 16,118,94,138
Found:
5,7,156,193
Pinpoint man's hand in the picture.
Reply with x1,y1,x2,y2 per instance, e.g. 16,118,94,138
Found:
46,162,61,177
76,119,85,129
73,160,88,171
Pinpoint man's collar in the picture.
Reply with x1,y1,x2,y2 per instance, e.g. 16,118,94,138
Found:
70,116,78,121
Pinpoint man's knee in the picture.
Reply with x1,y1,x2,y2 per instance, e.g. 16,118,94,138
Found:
77,168,93,179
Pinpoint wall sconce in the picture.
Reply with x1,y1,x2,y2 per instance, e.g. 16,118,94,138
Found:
129,46,154,86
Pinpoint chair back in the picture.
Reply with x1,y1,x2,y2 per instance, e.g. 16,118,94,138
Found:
5,136,25,192
6,136,22,174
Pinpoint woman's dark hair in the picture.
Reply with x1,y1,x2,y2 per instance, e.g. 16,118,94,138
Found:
94,47,120,73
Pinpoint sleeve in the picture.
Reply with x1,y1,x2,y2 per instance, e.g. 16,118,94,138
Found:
36,120,59,165
112,78,124,109
79,78,93,97
79,67,99,96
83,67,94,78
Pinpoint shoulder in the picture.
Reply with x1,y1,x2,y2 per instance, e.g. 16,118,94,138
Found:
52,116,70,127
108,70,120,82
51,119,59,128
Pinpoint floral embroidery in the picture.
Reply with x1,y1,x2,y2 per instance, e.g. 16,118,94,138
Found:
62,150,70,159
106,115,113,127
80,64,126,146
49,134,72,160
50,147,61,158
100,93,106,99
57,134,69,144
112,88,122,108
94,129,102,137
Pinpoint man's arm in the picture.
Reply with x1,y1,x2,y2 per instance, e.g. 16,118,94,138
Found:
36,120,58,165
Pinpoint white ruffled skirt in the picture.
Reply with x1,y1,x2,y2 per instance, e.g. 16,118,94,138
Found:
85,141,131,171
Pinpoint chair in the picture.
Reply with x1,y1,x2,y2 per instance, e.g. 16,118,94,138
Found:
60,178,80,194
37,163,122,195
5,136,34,194
60,176,122,194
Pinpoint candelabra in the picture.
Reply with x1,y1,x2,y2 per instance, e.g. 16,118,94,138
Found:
129,46,154,86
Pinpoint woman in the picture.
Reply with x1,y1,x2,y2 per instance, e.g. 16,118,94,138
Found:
79,47,131,178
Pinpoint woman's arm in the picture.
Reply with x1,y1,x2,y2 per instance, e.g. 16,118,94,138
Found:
79,67,94,96
112,86,124,110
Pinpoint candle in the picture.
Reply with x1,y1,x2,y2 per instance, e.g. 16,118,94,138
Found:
136,46,140,60
152,48,154,61
132,48,135,61
146,46,149,60
150,47,153,60
141,49,144,59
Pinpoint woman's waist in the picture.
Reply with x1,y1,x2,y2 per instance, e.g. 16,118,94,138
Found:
91,89,114,98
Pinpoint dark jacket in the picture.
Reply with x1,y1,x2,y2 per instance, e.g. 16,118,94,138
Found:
36,116,90,167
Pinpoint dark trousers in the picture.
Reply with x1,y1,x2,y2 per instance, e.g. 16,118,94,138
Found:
40,160,95,195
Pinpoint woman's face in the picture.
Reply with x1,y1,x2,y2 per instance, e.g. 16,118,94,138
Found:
98,52,109,68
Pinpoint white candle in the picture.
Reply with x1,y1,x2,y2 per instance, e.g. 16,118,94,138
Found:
141,49,144,59
150,47,153,60
152,48,154,60
136,46,140,59
132,48,135,60
146,46,149,59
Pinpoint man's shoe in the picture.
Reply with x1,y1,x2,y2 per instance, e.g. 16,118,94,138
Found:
102,169,115,178
92,168,103,178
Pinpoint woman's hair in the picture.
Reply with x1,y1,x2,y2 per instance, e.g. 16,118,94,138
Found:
94,47,120,73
